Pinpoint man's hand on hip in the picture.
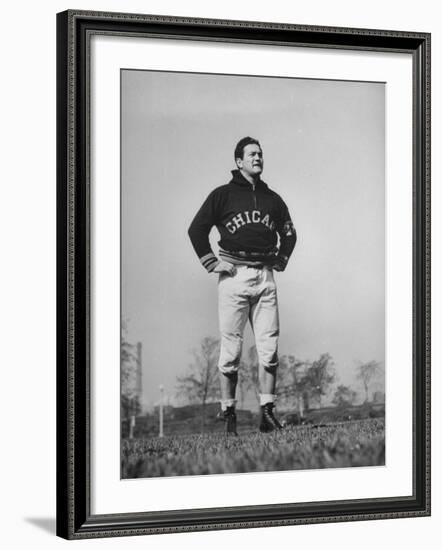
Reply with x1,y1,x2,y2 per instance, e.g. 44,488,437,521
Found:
213,260,236,275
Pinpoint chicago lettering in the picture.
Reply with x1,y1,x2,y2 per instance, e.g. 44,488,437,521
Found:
225,210,275,234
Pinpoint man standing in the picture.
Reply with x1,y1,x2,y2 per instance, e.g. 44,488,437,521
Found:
188,137,297,435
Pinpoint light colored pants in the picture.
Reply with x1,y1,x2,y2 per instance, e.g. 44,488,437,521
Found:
217,265,279,375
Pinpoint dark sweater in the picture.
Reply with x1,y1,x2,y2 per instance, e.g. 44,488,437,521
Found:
188,169,297,272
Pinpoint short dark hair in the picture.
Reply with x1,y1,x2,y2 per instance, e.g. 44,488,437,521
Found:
234,137,262,162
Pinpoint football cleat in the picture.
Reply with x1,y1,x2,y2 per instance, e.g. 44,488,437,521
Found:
223,406,238,436
259,402,283,433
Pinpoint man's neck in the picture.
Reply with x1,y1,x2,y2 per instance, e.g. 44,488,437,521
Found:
239,169,260,186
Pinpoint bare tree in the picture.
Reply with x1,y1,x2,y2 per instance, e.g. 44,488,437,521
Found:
356,360,382,402
304,353,335,409
176,336,220,430
121,322,140,419
278,355,310,416
332,384,357,408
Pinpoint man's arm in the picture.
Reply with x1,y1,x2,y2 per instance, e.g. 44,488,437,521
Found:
188,189,237,274
274,199,297,272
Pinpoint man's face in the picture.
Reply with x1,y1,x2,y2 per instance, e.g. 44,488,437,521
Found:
236,144,263,177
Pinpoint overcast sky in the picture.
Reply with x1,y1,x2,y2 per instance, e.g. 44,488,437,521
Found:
121,69,385,409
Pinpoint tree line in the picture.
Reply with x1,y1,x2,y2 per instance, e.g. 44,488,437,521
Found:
175,336,384,422
121,331,384,423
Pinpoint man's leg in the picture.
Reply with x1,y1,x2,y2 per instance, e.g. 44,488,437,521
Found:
217,271,249,434
219,371,238,408
250,268,283,431
260,365,277,399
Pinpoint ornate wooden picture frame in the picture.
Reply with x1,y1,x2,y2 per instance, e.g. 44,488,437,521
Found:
56,10,430,539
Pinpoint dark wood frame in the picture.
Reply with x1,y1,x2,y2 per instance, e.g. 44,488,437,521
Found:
56,9,431,540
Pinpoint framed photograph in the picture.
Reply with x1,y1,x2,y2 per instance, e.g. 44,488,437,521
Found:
56,10,430,539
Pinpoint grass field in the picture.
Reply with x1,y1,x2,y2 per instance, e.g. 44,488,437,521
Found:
121,418,385,478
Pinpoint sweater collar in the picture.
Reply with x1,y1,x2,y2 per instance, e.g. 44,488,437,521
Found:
230,169,268,189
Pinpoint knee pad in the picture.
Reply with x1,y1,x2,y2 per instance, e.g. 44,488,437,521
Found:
219,332,243,371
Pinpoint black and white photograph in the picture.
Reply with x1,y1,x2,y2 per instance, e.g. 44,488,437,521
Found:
120,69,386,479
1,0,438,544
52,6,431,542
